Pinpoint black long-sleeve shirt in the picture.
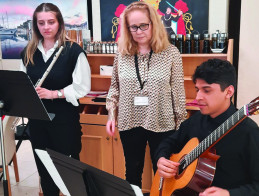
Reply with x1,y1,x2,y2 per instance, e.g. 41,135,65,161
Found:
155,104,259,195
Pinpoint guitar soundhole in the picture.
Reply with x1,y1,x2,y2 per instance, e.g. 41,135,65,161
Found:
178,160,186,175
176,156,187,179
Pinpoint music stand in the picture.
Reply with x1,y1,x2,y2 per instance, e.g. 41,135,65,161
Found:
44,148,140,196
0,70,54,196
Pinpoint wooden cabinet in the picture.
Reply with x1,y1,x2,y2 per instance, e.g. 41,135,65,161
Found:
79,104,153,193
79,39,233,192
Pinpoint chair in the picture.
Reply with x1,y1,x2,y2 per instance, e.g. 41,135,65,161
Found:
15,118,30,152
0,116,20,195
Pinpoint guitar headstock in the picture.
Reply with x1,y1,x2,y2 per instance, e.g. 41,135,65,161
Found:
247,96,259,116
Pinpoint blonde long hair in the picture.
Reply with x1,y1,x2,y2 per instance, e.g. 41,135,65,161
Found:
24,3,67,65
118,1,170,55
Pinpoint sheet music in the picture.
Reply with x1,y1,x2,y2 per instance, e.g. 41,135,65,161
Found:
130,184,144,196
35,149,71,196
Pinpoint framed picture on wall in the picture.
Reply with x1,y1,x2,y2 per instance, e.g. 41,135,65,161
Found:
0,0,88,59
97,0,209,41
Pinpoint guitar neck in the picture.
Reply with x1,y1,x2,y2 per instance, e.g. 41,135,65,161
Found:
183,105,248,167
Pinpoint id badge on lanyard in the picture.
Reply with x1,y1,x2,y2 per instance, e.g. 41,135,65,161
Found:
134,95,149,106
134,50,152,106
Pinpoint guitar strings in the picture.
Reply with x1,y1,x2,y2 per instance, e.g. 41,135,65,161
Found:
180,107,245,167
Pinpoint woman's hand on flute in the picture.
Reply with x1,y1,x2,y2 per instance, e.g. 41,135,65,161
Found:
36,86,55,99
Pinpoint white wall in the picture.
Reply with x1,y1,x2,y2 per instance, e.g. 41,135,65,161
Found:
92,0,101,41
0,40,20,71
237,0,259,124
0,59,20,70
209,0,229,34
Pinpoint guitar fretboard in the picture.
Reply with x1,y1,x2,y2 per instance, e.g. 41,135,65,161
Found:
182,106,247,169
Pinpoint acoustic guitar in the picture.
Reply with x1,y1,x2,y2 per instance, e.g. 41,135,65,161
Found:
150,97,259,196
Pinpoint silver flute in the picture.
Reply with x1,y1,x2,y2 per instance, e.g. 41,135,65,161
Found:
11,46,64,130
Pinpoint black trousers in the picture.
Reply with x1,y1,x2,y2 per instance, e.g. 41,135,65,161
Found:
29,116,82,196
119,127,174,188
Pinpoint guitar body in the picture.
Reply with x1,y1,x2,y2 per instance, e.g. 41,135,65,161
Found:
150,138,218,196
151,97,259,195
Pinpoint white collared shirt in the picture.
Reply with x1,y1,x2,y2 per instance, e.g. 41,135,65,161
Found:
20,40,91,106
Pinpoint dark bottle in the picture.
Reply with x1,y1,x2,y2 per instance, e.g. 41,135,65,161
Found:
177,34,184,54
193,34,200,53
185,34,191,54
215,30,220,47
212,33,217,49
219,33,227,49
202,33,210,53
170,34,176,46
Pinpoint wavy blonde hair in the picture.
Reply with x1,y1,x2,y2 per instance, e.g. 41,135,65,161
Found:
24,3,67,65
118,1,170,55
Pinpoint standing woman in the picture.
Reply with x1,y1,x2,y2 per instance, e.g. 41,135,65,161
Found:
106,1,186,188
20,3,91,195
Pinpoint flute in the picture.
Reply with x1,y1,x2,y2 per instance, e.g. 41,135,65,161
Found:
11,46,64,130
35,46,64,87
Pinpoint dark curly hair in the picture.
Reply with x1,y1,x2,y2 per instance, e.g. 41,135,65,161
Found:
192,59,236,91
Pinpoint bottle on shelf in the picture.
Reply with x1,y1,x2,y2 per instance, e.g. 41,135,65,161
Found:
102,41,106,54
106,42,110,54
114,42,118,53
177,34,184,54
202,33,210,53
98,42,102,54
94,42,98,54
185,34,191,54
110,42,114,54
193,34,200,53
170,34,176,46
219,33,227,49
86,41,91,54
215,30,220,48
89,41,94,53
211,33,217,49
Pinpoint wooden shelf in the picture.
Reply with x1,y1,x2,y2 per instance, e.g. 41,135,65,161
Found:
87,53,115,57
181,53,227,58
184,76,192,81
80,97,199,111
93,75,192,80
92,74,112,79
87,53,227,58
86,45,231,58
80,97,106,105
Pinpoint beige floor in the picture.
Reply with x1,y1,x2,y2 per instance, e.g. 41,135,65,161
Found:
0,140,40,196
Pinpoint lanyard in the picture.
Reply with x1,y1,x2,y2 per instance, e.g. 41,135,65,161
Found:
134,50,153,91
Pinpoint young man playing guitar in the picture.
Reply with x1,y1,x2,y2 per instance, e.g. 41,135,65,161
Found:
153,59,259,196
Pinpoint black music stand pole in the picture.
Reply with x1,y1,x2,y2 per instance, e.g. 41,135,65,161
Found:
0,101,9,196
0,70,54,196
